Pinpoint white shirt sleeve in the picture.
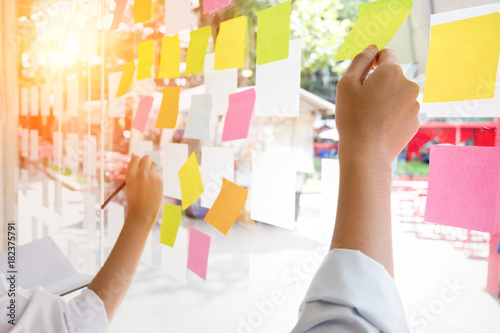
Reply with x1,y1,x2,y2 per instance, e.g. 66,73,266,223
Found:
0,273,108,333
291,249,409,333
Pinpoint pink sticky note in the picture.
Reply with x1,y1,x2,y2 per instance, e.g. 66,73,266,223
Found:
110,0,128,30
132,96,154,132
425,145,500,233
221,88,256,142
203,0,230,14
187,226,211,280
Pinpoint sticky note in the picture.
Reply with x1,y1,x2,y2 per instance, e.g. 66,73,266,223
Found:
165,0,191,36
205,178,247,235
187,226,211,280
423,13,500,103
185,26,212,75
107,202,125,245
178,152,204,210
256,1,291,65
21,129,28,158
52,132,62,162
116,61,135,97
110,0,128,30
134,0,152,24
425,145,500,233
30,86,39,116
30,130,38,161
251,151,295,229
203,0,230,14
67,76,79,116
40,84,50,116
161,227,188,284
160,204,182,247
158,35,180,79
162,143,188,199
53,82,63,117
65,133,79,171
255,39,301,117
222,88,255,142
132,95,154,132
83,135,96,176
184,94,212,140
333,0,413,61
109,72,126,117
204,54,237,115
137,40,154,80
201,146,234,208
83,18,97,56
156,87,181,129
214,16,247,70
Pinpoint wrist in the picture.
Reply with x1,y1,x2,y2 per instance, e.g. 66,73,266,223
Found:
124,209,158,232
338,143,394,171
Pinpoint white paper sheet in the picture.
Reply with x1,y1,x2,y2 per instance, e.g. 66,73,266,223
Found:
320,159,339,227
65,133,79,172
21,129,29,158
67,76,79,117
204,53,237,115
161,227,188,284
30,86,39,116
54,181,62,214
201,146,234,208
106,202,125,245
21,87,28,116
251,151,296,229
184,94,212,140
255,40,302,117
84,18,97,56
52,132,62,164
42,177,49,208
21,169,28,196
30,129,38,161
131,140,153,157
109,71,126,118
162,143,188,199
53,82,63,118
40,84,50,116
84,192,96,234
164,0,191,36
422,3,500,117
82,135,96,176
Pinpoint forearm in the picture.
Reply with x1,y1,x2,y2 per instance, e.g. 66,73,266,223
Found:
88,213,153,320
330,151,394,277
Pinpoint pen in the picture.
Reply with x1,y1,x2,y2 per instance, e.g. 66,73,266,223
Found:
100,181,126,209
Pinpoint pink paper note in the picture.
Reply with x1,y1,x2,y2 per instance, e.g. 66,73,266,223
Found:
425,145,500,233
203,0,230,14
187,226,211,280
221,88,256,142
110,0,128,30
132,96,154,132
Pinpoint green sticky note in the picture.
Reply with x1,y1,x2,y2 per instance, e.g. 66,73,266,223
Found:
185,26,212,75
160,204,182,247
333,0,412,61
256,1,291,65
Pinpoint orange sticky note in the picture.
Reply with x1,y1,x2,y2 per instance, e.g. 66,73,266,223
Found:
185,26,212,75
178,152,204,210
158,35,180,79
214,16,247,70
137,40,154,80
116,61,136,97
156,87,181,128
204,178,247,235
134,0,152,24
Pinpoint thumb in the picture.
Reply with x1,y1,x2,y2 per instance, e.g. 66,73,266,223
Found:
345,45,379,84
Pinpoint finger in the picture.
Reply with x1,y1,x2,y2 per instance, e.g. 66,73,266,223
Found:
138,155,152,171
127,154,140,174
344,44,379,84
376,48,400,67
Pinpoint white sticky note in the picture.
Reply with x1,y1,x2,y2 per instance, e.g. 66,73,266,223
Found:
147,150,161,172
84,192,96,234
131,140,153,157
321,159,339,226
84,18,97,56
201,146,234,208
53,82,63,118
165,0,191,36
204,53,237,115
52,132,62,163
161,226,188,284
162,143,188,199
67,76,79,117
65,133,79,171
21,87,29,116
184,94,212,140
30,86,39,116
40,84,50,116
30,130,38,161
83,135,96,176
109,72,126,118
251,151,295,229
255,40,302,117
107,202,125,245
21,129,29,158
21,169,28,196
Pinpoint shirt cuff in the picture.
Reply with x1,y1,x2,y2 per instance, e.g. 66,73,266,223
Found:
64,288,109,333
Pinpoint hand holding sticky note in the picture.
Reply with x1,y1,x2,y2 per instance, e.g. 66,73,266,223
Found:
333,0,412,61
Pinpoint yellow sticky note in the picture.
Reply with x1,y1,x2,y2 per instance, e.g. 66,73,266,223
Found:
333,0,412,61
160,204,182,247
423,13,500,103
178,152,204,210
158,35,180,79
185,26,212,75
156,87,181,128
137,40,154,80
214,16,247,70
204,178,248,235
116,61,136,97
134,0,152,24
256,1,291,65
